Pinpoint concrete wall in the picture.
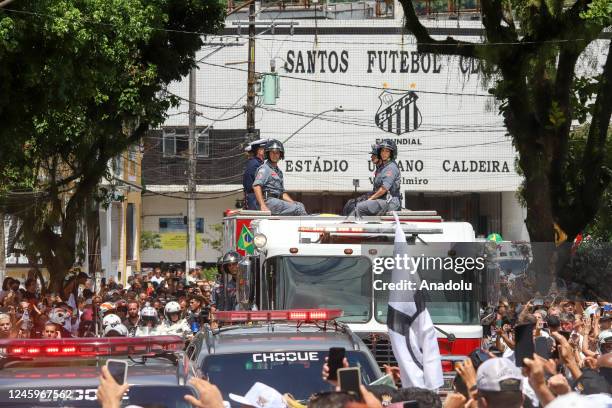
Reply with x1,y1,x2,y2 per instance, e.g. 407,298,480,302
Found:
141,193,241,264
501,191,530,241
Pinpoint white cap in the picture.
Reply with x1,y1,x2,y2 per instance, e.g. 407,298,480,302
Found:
245,139,269,153
476,358,522,392
229,382,286,408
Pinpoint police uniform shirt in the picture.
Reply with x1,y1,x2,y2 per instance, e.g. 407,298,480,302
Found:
243,156,263,193
252,161,284,197
374,161,400,197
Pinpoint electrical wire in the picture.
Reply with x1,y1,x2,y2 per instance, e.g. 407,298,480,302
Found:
199,61,495,97
1,7,601,49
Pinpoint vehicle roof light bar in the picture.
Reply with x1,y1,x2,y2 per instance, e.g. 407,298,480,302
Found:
214,309,343,323
298,224,443,235
0,336,183,358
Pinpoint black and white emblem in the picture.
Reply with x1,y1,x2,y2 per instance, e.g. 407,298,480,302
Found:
375,90,422,135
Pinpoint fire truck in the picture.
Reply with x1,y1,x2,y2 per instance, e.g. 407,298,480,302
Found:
221,209,485,389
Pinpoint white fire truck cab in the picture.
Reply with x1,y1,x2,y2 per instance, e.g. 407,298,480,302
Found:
221,210,484,384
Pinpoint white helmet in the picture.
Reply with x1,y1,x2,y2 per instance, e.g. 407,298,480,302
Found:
104,323,128,337
140,306,158,325
48,308,67,325
598,329,612,353
164,301,181,320
102,313,122,328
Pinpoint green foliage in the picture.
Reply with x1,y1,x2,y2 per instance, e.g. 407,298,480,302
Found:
202,266,219,281
583,188,612,241
581,0,612,24
0,0,225,286
201,223,224,253
141,230,162,251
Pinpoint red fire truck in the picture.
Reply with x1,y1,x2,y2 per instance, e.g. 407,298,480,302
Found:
221,209,484,390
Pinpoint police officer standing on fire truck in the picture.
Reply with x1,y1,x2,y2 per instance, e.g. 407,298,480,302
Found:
242,139,268,210
354,139,401,217
253,139,307,216
342,144,381,216
216,250,240,311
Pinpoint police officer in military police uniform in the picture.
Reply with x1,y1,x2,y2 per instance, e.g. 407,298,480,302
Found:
342,144,381,216
242,139,268,210
355,139,401,217
253,139,307,216
215,251,240,311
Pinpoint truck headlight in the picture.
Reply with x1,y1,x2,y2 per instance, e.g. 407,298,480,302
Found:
254,233,267,249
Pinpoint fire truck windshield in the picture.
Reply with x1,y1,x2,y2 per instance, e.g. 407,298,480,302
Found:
266,256,372,323
373,269,480,325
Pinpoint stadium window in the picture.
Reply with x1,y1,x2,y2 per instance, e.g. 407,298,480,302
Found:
197,128,210,158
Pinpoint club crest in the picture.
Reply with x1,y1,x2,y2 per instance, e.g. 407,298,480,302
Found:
375,90,422,135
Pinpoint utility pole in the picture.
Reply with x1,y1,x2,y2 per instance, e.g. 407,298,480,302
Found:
187,67,197,271
246,0,256,136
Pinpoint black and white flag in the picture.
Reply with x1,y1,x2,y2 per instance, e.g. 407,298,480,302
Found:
386,212,443,389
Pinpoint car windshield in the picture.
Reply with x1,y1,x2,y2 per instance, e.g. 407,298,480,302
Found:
267,256,372,323
373,268,480,325
203,350,378,401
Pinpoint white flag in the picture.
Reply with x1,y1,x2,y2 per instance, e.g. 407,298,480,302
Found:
387,212,443,389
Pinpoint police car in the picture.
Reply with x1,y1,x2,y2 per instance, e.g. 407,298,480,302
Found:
185,309,384,402
0,336,196,407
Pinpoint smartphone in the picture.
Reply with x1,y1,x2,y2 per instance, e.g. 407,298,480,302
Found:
470,349,491,369
603,305,612,312
533,298,544,306
106,359,128,385
534,336,552,359
338,367,361,399
514,323,535,367
387,402,418,408
327,347,345,381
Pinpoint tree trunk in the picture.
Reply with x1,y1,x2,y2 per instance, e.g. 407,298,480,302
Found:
0,211,5,283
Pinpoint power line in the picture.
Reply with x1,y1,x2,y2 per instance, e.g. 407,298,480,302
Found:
199,60,494,98
2,7,600,47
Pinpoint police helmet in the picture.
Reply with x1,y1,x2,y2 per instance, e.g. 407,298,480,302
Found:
369,144,379,155
599,329,612,353
104,323,128,337
164,301,182,320
140,306,159,325
102,313,122,328
222,250,242,273
377,139,397,160
264,139,284,160
48,308,67,325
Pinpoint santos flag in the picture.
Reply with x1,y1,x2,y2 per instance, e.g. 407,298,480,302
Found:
386,212,443,389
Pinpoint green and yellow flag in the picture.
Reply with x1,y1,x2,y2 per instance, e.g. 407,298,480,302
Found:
237,225,254,254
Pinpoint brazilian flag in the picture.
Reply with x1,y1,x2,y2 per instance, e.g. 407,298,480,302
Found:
237,225,254,254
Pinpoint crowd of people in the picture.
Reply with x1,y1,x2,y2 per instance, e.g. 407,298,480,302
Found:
1,259,611,407
94,298,612,407
0,254,242,340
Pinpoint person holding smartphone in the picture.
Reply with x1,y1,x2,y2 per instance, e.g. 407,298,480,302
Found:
495,319,515,364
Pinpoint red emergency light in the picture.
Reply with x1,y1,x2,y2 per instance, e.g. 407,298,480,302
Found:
214,309,343,323
0,336,183,358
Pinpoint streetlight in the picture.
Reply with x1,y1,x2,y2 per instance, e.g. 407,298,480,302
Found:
282,106,362,144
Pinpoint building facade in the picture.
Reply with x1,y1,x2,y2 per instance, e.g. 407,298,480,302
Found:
141,0,534,265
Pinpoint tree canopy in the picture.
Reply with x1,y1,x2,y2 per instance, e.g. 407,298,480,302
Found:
399,0,611,295
0,0,225,289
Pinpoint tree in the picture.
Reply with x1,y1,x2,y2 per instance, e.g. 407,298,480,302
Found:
0,0,225,291
140,231,162,252
398,0,611,293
